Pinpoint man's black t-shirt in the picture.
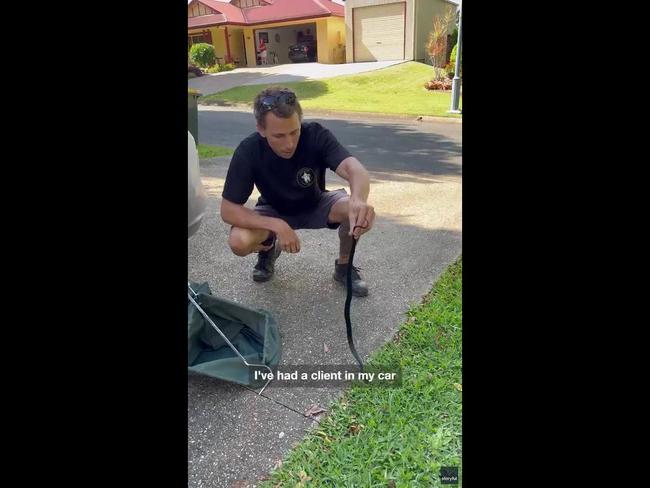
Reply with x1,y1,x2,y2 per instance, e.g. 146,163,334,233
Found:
222,122,351,215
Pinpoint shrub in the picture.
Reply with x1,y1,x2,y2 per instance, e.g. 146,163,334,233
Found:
189,43,216,68
188,63,203,77
221,63,236,72
450,28,458,52
424,78,452,91
206,65,221,73
444,62,455,78
450,44,461,71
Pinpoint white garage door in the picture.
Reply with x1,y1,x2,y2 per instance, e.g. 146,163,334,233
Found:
353,2,405,62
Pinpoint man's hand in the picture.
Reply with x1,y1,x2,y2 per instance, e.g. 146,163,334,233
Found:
348,197,375,239
274,220,301,253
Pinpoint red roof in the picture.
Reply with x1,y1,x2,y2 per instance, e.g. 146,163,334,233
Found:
188,0,343,29
242,0,344,24
188,13,228,29
191,0,247,23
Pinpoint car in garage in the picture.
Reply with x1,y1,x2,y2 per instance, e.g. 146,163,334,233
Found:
288,40,317,63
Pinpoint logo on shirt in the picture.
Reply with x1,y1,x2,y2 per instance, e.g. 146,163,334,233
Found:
296,167,316,188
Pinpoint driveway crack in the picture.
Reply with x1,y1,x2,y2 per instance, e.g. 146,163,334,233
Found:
239,384,315,420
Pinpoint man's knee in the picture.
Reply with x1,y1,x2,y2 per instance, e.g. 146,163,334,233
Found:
328,196,350,224
229,228,271,256
228,230,252,256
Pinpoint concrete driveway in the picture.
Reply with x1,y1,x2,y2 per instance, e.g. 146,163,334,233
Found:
188,108,462,487
188,60,405,97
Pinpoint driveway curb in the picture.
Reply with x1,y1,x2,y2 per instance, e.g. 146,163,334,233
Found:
198,103,462,124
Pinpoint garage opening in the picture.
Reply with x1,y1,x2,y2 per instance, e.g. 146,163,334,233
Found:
255,23,317,65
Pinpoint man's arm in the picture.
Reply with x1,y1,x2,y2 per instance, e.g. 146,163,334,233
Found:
220,198,281,233
335,156,375,238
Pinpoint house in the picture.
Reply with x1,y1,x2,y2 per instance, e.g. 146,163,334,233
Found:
344,0,458,63
188,0,346,67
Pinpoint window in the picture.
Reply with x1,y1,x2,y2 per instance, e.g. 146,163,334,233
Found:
189,32,212,49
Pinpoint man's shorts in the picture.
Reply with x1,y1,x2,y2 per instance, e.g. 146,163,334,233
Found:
254,188,348,230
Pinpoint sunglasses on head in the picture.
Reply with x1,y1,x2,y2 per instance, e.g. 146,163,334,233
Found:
260,91,296,112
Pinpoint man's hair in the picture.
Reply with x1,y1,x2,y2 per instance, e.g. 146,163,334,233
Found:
253,87,303,128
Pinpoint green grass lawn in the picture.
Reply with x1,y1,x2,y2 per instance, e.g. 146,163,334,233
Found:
197,144,234,159
200,62,462,118
260,257,463,487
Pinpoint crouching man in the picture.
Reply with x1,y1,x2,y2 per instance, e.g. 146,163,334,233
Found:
220,87,375,296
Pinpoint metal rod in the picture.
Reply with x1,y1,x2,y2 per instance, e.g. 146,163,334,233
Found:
188,283,273,394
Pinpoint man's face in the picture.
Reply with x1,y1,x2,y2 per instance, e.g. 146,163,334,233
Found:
257,112,301,159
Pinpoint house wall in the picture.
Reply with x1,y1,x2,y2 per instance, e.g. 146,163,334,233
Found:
188,26,228,63
211,27,227,62
243,28,257,66
316,20,328,63
414,0,457,64
227,27,246,65
188,1,216,17
326,16,346,64
345,0,415,63
318,17,346,64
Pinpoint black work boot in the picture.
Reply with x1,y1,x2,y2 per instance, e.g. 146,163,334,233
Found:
252,236,281,282
333,259,369,297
